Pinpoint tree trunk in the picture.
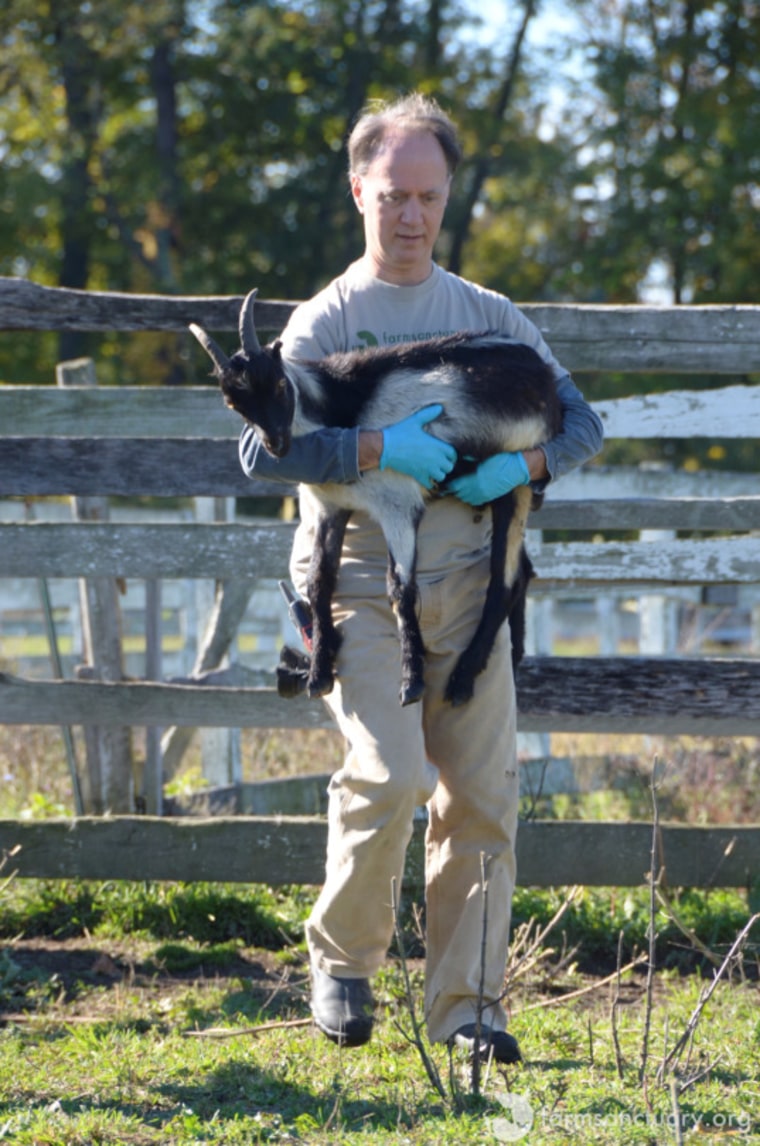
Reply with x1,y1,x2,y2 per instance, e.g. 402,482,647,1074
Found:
447,0,536,275
55,18,100,361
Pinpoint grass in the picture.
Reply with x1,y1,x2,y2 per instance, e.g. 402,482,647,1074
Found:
0,878,758,1144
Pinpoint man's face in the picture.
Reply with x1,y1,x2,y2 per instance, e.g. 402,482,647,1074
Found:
351,128,451,286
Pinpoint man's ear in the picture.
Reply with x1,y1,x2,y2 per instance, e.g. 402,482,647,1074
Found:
350,173,364,214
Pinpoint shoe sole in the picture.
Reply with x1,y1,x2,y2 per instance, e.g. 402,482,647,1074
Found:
312,1014,373,1048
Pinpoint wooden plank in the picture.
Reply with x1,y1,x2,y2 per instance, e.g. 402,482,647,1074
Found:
595,384,760,439
552,466,760,500
537,535,760,588
0,438,263,497
1,386,240,438
0,522,294,579
536,497,760,532
0,277,294,334
2,441,760,532
2,279,759,372
515,656,760,734
0,671,333,730
0,815,756,887
523,303,760,374
3,382,760,440
1,522,758,585
513,821,760,888
2,657,760,734
0,815,329,884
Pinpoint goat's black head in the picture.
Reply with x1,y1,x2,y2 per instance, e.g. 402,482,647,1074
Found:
189,288,295,458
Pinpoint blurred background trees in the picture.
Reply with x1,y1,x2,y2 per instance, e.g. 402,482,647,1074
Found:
0,0,757,469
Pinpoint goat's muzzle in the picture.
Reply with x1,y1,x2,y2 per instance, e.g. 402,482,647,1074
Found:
262,430,292,458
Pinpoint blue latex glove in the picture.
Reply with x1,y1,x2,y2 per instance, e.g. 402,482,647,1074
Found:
379,404,457,490
448,450,530,506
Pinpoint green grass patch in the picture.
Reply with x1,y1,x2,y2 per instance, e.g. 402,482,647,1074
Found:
511,885,752,972
151,940,245,974
0,964,757,1144
1,881,758,1142
0,879,315,948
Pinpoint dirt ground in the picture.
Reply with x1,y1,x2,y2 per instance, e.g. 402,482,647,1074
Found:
1,935,310,1026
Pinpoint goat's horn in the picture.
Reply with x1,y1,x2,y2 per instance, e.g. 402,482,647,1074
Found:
189,323,230,372
239,288,261,355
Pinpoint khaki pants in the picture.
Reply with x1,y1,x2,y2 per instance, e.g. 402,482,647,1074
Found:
295,502,520,1045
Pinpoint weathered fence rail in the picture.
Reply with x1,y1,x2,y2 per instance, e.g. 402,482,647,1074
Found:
1,278,759,888
2,656,760,735
0,816,756,888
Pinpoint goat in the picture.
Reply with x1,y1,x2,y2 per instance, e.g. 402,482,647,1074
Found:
190,290,562,707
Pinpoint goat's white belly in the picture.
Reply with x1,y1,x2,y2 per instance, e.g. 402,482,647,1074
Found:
311,470,427,520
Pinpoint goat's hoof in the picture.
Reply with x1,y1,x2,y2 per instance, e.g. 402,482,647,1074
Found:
444,673,475,707
307,672,334,699
400,678,425,707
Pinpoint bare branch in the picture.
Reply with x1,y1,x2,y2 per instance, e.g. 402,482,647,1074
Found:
657,912,760,1083
390,876,448,1102
183,1017,312,1039
519,952,646,1014
639,758,664,1086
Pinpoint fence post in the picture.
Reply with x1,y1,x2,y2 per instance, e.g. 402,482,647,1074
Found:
638,530,679,654
519,531,552,763
56,357,133,814
143,578,163,815
160,497,248,783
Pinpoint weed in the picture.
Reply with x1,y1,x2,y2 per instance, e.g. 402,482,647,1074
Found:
510,885,752,973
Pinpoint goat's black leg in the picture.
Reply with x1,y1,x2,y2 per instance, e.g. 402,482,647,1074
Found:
305,508,351,699
383,507,425,706
506,548,535,671
444,486,534,707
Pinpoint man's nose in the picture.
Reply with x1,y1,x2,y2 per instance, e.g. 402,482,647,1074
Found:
400,197,423,224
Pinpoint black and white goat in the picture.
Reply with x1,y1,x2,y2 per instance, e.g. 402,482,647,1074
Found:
190,290,561,707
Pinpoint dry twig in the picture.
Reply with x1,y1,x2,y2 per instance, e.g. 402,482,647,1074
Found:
610,931,626,1080
472,851,490,1098
520,953,646,1014
389,876,447,1102
657,912,760,1083
183,1017,312,1039
655,887,721,968
639,758,664,1087
503,885,582,993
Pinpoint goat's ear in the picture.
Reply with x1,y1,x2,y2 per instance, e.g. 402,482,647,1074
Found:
270,338,283,359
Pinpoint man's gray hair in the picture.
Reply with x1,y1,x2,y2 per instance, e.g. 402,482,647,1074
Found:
347,93,463,178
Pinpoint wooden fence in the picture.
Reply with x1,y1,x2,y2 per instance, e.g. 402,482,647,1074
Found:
1,277,759,888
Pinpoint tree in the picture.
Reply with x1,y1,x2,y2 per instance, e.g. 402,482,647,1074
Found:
567,0,760,305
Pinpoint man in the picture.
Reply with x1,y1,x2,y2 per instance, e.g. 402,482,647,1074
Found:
240,93,603,1061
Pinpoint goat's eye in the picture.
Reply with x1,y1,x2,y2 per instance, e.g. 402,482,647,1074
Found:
276,378,287,394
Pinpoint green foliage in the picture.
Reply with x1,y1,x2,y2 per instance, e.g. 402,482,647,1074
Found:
566,0,760,306
511,885,752,971
0,880,314,946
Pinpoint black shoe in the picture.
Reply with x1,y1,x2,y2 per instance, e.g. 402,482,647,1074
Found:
449,1023,521,1064
310,966,374,1047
